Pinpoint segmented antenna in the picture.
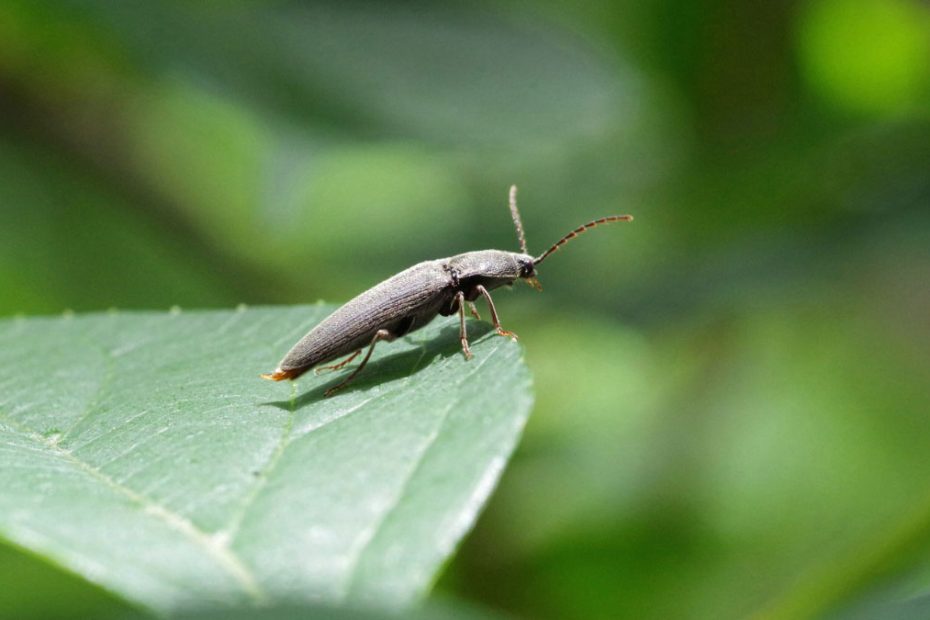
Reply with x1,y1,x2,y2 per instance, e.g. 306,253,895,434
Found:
534,215,634,265
508,185,529,254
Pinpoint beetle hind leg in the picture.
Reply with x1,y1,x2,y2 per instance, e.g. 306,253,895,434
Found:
314,349,362,375
324,329,394,397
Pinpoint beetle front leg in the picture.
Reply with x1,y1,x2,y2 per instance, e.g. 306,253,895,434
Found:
325,329,394,397
475,284,518,340
455,291,474,360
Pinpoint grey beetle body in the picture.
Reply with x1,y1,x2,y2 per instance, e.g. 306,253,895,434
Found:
262,187,631,396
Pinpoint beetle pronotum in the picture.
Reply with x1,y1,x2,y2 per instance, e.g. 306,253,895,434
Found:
262,186,633,396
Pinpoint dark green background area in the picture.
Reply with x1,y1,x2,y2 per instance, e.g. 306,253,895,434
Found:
1,1,929,618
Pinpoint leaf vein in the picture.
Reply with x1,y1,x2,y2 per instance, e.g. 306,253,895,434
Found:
0,410,267,604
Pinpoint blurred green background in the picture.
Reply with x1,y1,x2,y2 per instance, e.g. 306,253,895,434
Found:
1,0,929,618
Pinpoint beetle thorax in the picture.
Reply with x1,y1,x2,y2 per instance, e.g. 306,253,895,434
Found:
445,250,535,292
448,250,520,279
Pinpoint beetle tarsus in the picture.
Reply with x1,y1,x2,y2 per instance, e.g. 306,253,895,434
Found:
496,328,518,341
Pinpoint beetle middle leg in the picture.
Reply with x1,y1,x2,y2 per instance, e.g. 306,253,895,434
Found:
467,301,481,321
455,291,474,360
324,329,394,397
475,284,518,340
314,349,361,374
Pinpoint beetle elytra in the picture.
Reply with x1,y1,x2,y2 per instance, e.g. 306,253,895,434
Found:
261,186,633,396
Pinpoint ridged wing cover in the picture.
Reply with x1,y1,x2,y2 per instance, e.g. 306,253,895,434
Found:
277,260,451,372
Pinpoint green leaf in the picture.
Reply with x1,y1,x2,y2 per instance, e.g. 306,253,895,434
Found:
0,306,532,613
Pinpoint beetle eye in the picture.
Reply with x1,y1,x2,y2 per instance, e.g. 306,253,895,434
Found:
518,259,535,278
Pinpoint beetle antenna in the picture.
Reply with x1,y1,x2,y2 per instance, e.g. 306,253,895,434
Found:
508,185,529,254
534,215,634,265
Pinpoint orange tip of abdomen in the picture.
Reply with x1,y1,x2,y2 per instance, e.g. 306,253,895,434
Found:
260,368,300,381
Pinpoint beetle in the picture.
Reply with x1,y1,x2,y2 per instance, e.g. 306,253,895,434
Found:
261,186,633,396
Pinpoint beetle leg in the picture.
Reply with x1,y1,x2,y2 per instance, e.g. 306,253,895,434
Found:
476,284,518,340
456,291,473,360
467,301,481,320
314,349,362,375
325,329,393,397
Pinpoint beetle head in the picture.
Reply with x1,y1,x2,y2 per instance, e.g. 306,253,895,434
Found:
505,185,631,291
516,254,543,291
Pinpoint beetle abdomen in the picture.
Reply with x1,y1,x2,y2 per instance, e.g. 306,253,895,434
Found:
264,260,451,379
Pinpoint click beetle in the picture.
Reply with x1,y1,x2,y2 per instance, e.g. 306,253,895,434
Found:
262,186,633,396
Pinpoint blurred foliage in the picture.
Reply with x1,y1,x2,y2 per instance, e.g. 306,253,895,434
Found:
0,1,928,619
